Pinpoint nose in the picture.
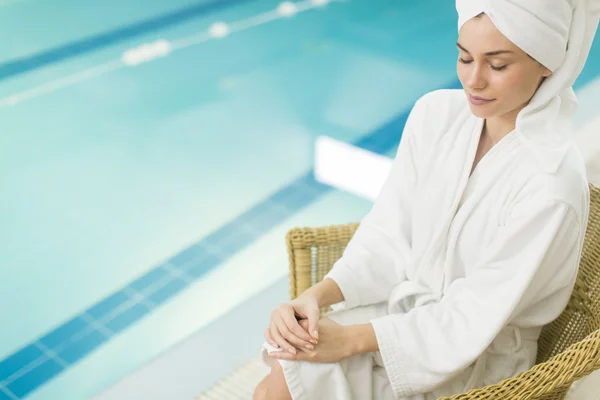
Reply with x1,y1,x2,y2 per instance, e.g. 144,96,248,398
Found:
466,64,487,90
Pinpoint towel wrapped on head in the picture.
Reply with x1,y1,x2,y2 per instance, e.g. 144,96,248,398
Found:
456,0,600,171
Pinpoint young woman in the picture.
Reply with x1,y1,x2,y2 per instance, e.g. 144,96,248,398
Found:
254,1,600,399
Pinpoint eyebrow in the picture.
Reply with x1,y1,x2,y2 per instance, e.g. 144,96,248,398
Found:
456,42,514,56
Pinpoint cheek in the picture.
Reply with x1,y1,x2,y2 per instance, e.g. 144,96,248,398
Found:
491,71,533,102
491,73,520,92
457,63,468,85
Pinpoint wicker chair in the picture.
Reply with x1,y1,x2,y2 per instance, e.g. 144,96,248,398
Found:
285,184,600,400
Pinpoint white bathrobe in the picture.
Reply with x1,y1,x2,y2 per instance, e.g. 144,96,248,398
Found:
262,89,590,399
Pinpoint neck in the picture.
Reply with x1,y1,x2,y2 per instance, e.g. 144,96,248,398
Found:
484,106,521,143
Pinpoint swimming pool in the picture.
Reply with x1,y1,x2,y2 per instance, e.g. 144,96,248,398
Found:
1,0,599,398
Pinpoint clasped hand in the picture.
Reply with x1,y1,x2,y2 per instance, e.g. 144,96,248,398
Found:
264,296,354,363
269,317,353,363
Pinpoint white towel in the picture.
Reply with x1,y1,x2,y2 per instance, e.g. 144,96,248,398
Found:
456,0,600,172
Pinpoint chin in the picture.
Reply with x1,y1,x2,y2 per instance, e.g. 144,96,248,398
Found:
468,104,493,118
463,90,503,119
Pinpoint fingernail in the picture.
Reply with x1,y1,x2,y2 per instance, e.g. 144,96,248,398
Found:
313,330,319,339
310,339,318,345
288,348,296,355
305,344,314,350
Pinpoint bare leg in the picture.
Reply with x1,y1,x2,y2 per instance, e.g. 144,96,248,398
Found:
253,358,293,400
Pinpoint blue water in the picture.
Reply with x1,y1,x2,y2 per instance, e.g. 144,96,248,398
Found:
0,0,598,398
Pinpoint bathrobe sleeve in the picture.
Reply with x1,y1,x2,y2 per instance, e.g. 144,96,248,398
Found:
370,196,584,397
323,96,428,310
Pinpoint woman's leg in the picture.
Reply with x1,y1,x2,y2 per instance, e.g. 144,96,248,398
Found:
253,359,292,400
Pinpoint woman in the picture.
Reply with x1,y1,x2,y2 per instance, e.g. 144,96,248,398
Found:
254,1,600,399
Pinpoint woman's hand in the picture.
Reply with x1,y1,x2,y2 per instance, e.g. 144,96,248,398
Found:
268,317,355,363
264,295,320,355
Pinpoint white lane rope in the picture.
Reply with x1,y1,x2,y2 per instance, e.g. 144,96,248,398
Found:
0,0,340,108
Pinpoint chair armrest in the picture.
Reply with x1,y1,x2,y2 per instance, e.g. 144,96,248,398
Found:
440,328,600,399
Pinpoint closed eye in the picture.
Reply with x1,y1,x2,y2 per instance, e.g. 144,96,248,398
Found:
459,58,507,71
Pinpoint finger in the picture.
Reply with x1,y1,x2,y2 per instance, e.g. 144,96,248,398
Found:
274,315,311,352
270,321,297,355
275,319,314,354
296,306,319,343
293,309,308,319
307,309,320,340
278,314,316,351
284,314,316,344
282,308,316,342
298,319,318,342
264,328,279,348
294,307,318,344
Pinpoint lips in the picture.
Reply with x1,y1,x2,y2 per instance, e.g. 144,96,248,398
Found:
469,94,495,105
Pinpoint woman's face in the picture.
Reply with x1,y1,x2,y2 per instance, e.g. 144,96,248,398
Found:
457,14,552,119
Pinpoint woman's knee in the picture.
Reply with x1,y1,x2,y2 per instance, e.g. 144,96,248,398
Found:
253,377,270,400
253,359,292,400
